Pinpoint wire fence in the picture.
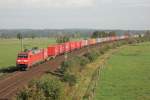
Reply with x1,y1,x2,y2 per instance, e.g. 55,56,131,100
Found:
82,64,104,100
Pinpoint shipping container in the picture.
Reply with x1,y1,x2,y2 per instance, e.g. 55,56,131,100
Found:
43,48,48,60
111,36,116,41
75,41,81,49
88,39,95,45
85,40,88,46
125,35,129,39
96,38,101,43
120,36,125,39
93,39,96,44
104,37,108,42
116,36,120,40
47,45,59,57
114,36,118,41
88,39,92,45
63,42,70,52
99,38,103,43
81,40,86,47
58,44,64,54
105,37,108,42
100,38,104,42
69,41,76,51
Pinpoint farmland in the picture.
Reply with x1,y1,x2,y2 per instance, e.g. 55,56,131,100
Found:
0,38,82,70
0,38,56,69
95,42,150,100
0,37,149,99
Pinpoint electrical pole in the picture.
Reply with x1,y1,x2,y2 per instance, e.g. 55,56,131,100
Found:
64,52,68,61
20,34,23,52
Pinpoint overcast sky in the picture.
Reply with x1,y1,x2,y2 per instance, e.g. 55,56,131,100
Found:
0,0,150,30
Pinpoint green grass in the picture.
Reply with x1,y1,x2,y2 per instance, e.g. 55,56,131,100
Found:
0,37,82,70
0,38,56,69
95,42,150,100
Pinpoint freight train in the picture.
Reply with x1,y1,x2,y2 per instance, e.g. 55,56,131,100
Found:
16,35,129,70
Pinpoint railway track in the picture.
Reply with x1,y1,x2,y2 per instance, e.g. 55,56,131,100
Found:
0,40,119,99
0,42,102,100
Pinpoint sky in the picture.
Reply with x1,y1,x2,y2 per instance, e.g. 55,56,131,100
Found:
0,0,150,30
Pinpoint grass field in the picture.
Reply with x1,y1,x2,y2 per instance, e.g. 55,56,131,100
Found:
95,42,150,100
0,38,82,70
0,38,56,69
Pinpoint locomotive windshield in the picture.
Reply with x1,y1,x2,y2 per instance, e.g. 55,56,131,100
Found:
18,54,28,58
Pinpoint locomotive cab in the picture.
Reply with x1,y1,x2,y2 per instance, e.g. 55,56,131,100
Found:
16,53,29,70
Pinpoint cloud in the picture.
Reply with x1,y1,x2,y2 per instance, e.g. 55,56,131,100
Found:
118,0,150,7
100,0,150,7
0,0,96,9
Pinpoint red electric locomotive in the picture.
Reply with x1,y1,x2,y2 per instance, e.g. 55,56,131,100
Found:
16,48,48,70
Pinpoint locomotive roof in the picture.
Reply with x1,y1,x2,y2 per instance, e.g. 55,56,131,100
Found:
19,48,42,54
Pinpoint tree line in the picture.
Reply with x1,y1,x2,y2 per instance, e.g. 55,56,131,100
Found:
91,31,117,38
0,31,88,39
0,31,150,40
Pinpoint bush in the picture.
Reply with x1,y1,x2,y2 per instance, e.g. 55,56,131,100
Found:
127,38,137,44
32,47,39,50
17,78,63,100
141,38,146,42
73,56,82,65
56,36,70,43
59,61,71,74
116,42,121,47
106,43,114,49
112,43,118,48
98,45,110,54
62,73,77,86
120,41,128,45
59,56,88,74
80,56,89,66
38,79,63,100
104,44,111,50
99,50,105,55
84,51,98,62
17,89,30,100
17,85,46,100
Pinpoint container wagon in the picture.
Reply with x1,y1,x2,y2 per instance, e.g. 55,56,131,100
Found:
47,45,59,58
63,42,70,53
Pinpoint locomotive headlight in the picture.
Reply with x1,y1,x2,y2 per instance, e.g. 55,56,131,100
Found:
17,60,21,62
23,60,28,62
